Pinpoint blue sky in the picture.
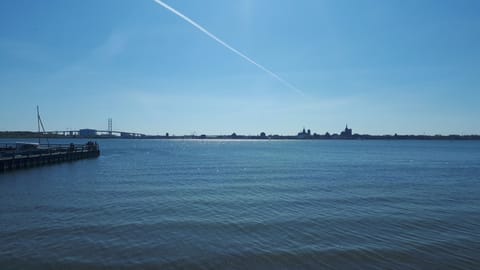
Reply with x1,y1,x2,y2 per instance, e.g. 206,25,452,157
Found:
1,0,479,135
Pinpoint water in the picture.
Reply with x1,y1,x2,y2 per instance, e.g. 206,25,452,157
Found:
1,139,479,269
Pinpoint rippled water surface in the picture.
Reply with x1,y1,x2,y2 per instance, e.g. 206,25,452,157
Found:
1,139,480,269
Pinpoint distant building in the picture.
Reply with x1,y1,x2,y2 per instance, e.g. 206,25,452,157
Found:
120,132,133,138
79,129,97,137
340,125,353,137
297,128,312,138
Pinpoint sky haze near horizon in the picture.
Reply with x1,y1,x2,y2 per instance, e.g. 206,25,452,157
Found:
1,0,479,135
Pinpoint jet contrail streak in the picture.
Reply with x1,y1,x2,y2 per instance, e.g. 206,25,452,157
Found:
152,0,304,95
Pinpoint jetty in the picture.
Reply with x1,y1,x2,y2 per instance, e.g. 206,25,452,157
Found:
0,142,100,173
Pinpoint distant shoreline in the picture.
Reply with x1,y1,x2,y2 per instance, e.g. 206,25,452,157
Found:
1,131,480,140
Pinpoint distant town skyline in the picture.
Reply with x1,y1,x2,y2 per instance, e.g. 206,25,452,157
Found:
1,0,479,135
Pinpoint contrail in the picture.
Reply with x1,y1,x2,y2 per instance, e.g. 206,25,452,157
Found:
152,0,304,95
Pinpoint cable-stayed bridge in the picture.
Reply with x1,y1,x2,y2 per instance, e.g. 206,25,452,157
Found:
45,129,146,138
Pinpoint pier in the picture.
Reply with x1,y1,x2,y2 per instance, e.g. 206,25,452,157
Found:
0,142,100,173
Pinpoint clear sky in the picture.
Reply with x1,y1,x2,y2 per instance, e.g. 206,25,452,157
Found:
1,0,479,135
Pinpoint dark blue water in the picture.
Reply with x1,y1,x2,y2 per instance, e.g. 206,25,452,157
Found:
1,139,480,269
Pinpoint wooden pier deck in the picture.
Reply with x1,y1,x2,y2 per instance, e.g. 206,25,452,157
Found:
0,142,100,173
